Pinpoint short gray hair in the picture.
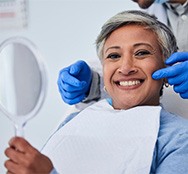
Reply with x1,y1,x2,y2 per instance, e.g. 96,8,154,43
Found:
96,10,178,61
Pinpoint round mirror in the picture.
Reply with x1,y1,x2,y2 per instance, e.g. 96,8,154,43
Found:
0,37,47,136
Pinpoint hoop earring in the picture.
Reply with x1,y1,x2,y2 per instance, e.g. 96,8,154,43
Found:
164,82,169,88
163,78,169,88
103,86,107,92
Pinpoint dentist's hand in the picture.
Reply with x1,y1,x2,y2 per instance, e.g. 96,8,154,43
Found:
152,52,188,99
58,60,92,105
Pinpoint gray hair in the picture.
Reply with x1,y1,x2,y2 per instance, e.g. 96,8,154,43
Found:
96,10,178,61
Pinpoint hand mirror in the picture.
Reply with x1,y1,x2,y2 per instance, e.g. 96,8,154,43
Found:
0,37,47,137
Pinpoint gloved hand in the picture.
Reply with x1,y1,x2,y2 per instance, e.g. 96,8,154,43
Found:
152,52,188,99
57,60,92,105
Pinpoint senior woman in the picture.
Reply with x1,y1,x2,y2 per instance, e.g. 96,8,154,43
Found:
4,10,188,174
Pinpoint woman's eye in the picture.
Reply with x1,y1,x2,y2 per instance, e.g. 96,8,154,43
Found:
135,50,151,57
106,53,120,59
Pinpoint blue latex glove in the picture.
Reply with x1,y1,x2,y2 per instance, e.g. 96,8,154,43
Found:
152,52,188,99
57,60,92,105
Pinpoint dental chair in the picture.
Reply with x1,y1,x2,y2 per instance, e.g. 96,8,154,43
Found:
161,86,188,117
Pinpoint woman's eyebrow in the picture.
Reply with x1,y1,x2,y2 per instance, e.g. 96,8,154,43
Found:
105,43,155,53
133,43,153,49
105,46,120,53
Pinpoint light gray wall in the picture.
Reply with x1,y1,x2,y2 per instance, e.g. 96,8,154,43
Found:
0,0,139,173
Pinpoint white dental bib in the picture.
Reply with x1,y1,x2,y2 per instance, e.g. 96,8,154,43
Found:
43,99,161,174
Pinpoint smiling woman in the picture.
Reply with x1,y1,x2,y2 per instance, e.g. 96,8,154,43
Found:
102,25,165,109
96,10,177,111
4,10,188,174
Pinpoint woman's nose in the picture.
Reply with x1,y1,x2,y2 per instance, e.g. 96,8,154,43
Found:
117,58,138,75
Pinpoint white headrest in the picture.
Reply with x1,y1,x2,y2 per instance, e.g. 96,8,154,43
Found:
161,86,188,118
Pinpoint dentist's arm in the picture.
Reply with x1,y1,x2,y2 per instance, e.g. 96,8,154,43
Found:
152,52,188,99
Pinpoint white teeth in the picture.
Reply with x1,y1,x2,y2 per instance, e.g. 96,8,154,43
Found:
119,80,141,87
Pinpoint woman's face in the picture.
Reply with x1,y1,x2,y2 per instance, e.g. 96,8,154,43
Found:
103,25,165,110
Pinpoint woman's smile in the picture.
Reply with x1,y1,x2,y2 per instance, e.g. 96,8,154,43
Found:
114,78,143,89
